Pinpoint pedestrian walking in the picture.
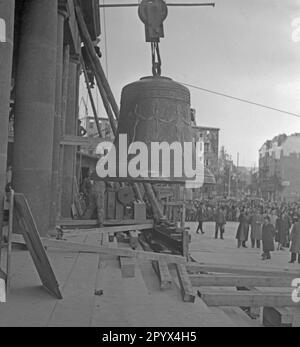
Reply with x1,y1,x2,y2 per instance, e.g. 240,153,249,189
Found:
196,203,205,234
215,206,226,239
289,216,300,264
261,216,275,260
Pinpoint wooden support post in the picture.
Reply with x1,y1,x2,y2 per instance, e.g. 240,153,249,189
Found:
74,0,120,121
144,183,165,221
57,44,70,220
5,190,14,294
80,56,102,136
57,219,154,228
106,191,116,220
50,5,69,233
176,264,195,303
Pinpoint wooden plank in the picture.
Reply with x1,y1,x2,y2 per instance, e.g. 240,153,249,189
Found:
117,238,136,278
104,219,154,226
99,224,153,235
42,239,186,264
157,260,173,290
190,274,294,288
50,224,153,239
14,194,62,299
187,262,300,278
176,264,196,303
198,290,300,308
119,257,135,278
58,219,153,227
47,235,99,327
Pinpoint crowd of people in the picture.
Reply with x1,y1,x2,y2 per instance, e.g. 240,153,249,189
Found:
188,198,300,264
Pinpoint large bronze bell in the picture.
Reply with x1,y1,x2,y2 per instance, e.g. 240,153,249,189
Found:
97,76,203,186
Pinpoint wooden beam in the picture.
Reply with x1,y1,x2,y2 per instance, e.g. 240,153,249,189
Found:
99,224,153,235
139,235,172,290
60,135,108,147
58,219,153,227
198,290,300,308
80,56,102,136
42,238,186,264
74,1,118,133
157,261,173,290
176,264,196,303
190,274,294,288
55,224,153,238
187,262,300,278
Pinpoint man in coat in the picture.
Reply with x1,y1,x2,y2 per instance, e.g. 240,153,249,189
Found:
275,211,290,251
262,215,276,260
289,216,300,264
215,206,226,240
250,209,263,249
236,208,250,248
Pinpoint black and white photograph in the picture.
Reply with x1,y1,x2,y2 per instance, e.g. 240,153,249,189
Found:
0,0,300,330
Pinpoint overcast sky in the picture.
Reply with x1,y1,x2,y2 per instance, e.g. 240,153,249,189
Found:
81,0,300,167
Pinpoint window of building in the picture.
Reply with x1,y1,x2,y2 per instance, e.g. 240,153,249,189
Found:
204,143,210,152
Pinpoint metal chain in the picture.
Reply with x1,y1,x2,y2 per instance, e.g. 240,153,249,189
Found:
151,42,162,76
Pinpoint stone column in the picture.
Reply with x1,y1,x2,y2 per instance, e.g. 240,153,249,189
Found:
49,1,69,232
61,55,80,218
13,0,58,236
0,0,15,228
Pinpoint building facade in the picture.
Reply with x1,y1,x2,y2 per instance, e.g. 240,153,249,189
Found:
259,133,300,202
192,126,220,198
